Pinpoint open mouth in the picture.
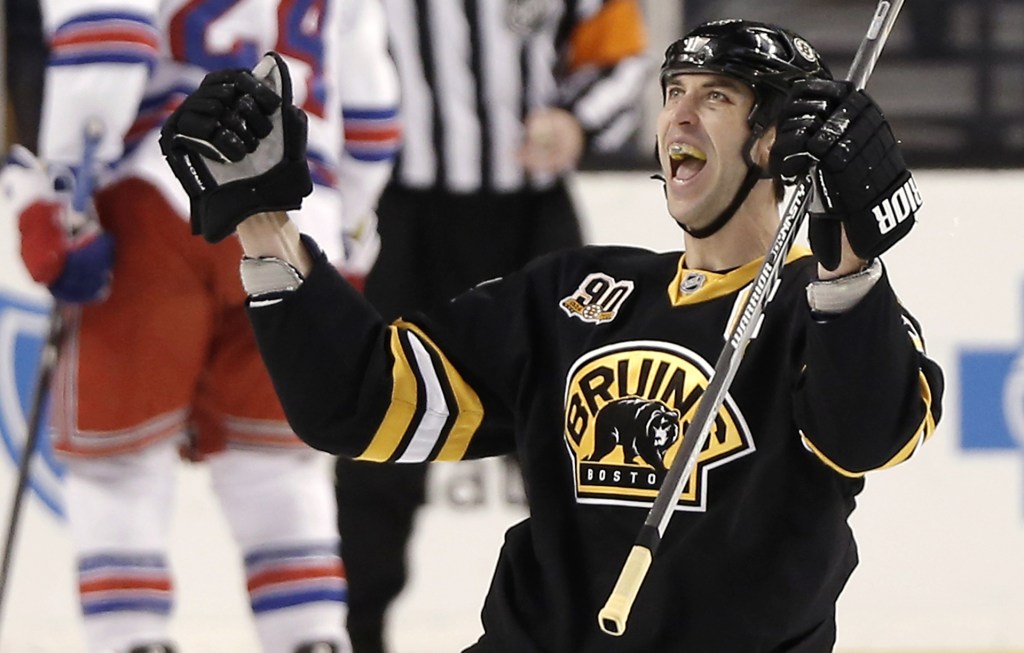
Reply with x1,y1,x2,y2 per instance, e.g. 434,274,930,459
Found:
668,143,707,182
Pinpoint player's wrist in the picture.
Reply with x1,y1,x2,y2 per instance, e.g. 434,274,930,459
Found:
237,212,313,276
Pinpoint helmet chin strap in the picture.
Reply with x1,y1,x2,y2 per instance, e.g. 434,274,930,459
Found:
678,127,770,240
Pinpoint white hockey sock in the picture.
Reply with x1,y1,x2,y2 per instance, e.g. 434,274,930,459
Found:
209,448,349,653
64,441,179,653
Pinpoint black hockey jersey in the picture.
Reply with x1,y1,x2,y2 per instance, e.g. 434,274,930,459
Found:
248,240,943,652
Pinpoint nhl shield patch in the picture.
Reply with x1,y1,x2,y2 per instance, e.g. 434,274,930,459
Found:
560,273,634,325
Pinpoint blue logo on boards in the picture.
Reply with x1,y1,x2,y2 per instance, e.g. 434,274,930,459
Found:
959,283,1024,461
0,291,65,517
960,350,1024,452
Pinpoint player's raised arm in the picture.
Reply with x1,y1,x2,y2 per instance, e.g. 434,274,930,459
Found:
157,53,514,462
764,74,939,472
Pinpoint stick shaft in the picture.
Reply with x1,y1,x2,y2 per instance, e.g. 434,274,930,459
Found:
0,308,63,617
649,181,811,537
0,120,104,626
849,0,904,90
598,1,905,636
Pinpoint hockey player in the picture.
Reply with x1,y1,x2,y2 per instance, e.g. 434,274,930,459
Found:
0,0,399,651
336,3,650,649
159,19,944,652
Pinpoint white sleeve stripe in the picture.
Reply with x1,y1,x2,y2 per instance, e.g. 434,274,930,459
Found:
592,108,642,151
573,56,651,133
396,332,452,462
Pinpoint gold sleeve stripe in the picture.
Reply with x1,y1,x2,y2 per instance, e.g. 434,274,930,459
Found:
395,332,453,462
357,326,420,462
801,371,937,478
799,436,865,479
567,0,648,72
399,321,484,462
867,371,938,471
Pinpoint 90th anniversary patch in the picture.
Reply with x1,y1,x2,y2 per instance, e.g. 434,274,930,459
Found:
563,340,755,511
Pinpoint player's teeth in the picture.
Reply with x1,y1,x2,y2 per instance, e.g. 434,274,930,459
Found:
668,143,705,161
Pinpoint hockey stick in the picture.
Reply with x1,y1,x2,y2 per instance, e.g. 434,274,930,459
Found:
597,0,905,636
0,118,105,623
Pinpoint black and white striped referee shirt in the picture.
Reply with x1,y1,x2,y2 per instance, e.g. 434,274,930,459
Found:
383,0,652,193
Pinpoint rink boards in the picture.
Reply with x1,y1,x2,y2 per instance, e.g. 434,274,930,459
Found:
1,169,1022,651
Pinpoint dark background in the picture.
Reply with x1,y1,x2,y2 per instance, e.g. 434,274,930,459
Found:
589,0,1024,171
5,0,1023,169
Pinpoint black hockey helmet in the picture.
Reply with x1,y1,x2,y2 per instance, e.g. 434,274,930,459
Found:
660,19,833,131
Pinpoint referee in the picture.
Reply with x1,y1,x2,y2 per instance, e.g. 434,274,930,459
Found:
334,1,651,651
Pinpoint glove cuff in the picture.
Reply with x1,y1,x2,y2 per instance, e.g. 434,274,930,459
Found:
845,170,920,260
49,231,115,304
806,258,882,315
240,255,305,297
194,157,312,243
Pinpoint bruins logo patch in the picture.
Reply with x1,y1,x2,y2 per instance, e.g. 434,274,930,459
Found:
563,340,754,511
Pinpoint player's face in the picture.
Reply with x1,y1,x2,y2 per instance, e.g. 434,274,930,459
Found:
656,73,758,231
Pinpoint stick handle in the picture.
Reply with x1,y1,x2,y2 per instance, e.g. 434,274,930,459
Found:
598,545,652,636
71,119,105,214
597,0,905,637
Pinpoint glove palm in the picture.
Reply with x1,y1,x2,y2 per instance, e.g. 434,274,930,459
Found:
159,52,312,243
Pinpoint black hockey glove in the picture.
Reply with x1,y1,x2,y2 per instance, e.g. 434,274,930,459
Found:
159,52,312,243
770,79,921,271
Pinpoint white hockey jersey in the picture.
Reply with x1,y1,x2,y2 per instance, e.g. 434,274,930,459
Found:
38,0,400,261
